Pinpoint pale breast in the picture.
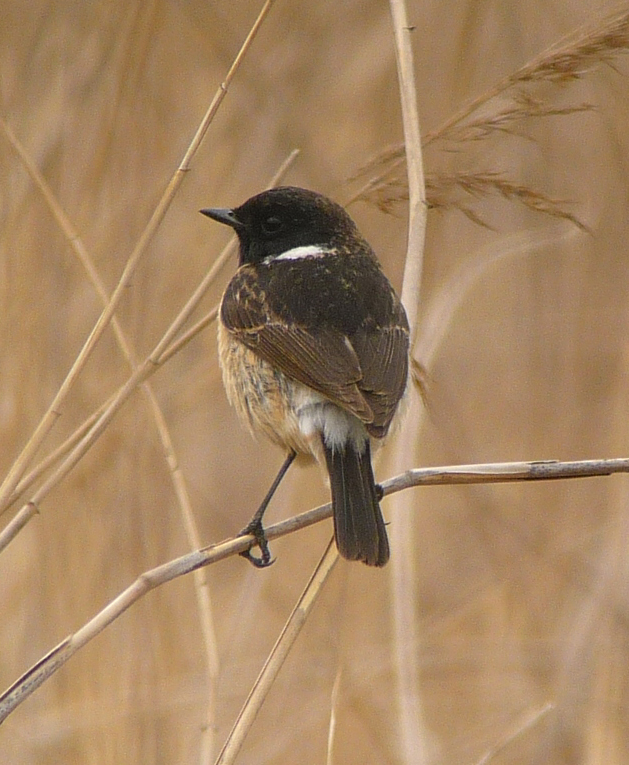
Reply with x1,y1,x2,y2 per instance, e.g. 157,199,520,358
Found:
217,322,317,457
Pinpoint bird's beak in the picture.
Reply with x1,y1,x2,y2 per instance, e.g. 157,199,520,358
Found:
200,207,243,230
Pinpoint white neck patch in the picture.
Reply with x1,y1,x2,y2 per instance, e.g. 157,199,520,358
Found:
271,245,334,262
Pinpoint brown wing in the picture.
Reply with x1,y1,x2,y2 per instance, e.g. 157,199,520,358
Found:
351,323,409,437
220,268,375,423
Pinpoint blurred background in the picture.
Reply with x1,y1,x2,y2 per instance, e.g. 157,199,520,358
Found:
1,1,629,763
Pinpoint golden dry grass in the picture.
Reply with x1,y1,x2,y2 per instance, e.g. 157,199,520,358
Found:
1,1,629,763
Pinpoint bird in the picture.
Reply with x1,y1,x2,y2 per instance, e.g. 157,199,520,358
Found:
201,186,409,567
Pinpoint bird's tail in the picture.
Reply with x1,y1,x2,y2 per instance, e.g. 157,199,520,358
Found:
322,438,389,567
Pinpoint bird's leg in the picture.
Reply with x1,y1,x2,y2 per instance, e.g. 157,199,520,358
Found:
239,450,296,568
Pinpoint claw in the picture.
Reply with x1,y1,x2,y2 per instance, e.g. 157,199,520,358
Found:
240,548,275,568
239,519,274,568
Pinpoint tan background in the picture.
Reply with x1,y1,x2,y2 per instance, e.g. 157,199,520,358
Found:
1,1,629,763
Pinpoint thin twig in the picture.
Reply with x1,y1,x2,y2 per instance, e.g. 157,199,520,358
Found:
473,702,554,765
4,405,105,512
1,456,624,724
326,668,343,765
215,540,339,765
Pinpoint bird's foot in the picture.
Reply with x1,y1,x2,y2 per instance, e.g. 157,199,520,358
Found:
239,518,275,568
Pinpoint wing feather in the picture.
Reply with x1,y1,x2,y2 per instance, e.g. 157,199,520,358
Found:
351,325,409,436
221,265,408,432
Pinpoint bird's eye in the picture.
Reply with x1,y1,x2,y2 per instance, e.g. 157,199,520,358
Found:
261,216,283,235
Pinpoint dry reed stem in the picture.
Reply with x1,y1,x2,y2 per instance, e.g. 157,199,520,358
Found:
0,0,276,519
0,147,299,555
0,147,297,516
0,133,295,758
0,274,225,532
215,540,339,765
2,111,223,761
326,668,343,764
0,241,231,552
352,43,600,762
472,702,555,765
6,405,105,511
387,394,430,765
388,1,429,762
1,96,295,765
159,307,219,366
389,0,426,341
1,457,627,725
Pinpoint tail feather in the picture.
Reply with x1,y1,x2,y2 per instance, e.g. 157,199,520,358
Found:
322,438,389,567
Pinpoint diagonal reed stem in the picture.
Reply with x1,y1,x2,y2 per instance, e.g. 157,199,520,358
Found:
0,0,277,516
1,456,627,726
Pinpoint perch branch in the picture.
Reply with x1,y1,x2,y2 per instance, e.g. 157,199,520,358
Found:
0,456,627,724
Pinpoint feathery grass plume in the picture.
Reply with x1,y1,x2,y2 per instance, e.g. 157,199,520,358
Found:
356,170,588,231
435,92,593,143
511,6,629,85
426,172,590,231
432,3,629,147
350,6,629,212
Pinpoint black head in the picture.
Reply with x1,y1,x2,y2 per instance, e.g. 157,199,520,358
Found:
200,186,361,265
